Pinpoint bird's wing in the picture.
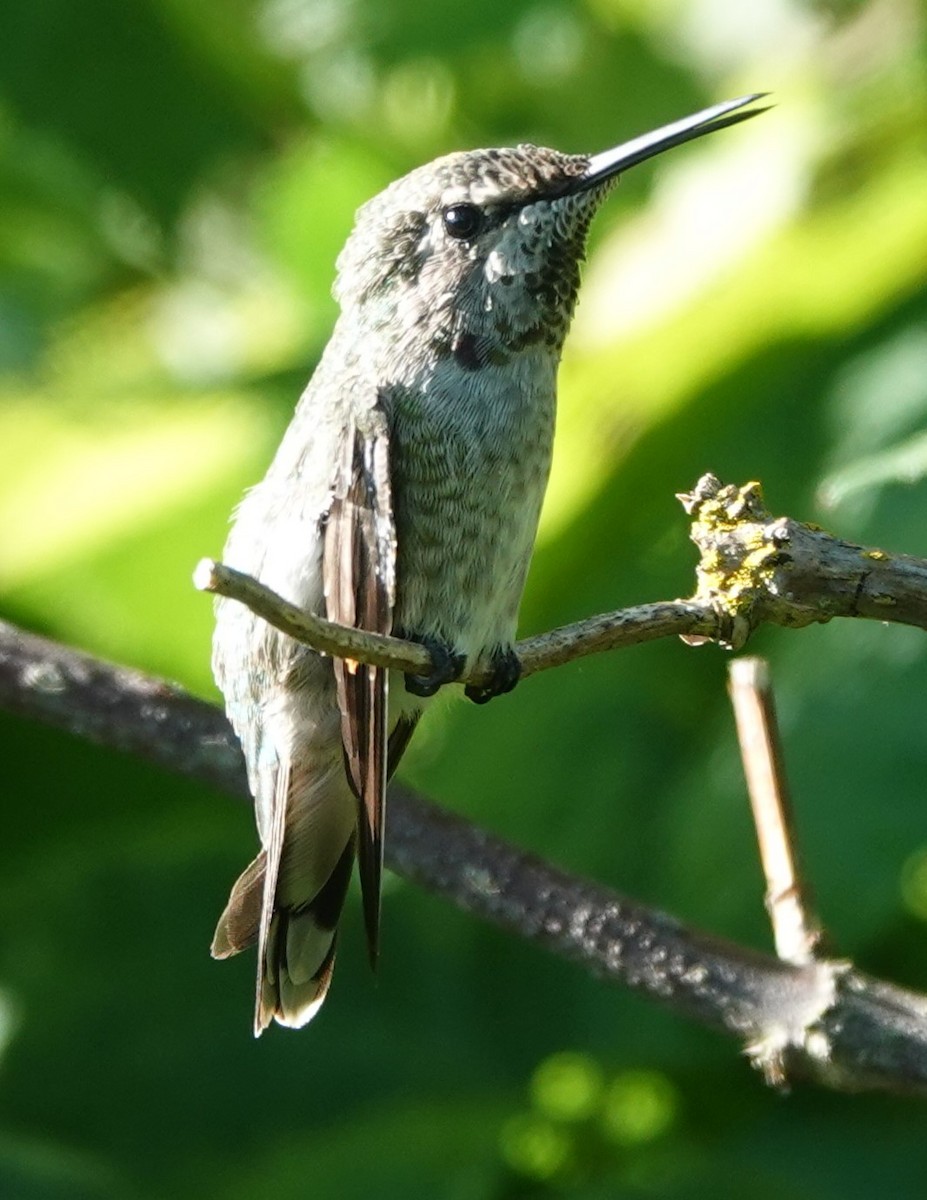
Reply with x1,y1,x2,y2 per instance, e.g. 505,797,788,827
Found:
322,404,396,966
254,754,289,1032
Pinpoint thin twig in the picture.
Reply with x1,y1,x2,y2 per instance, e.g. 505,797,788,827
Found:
198,476,927,687
728,657,825,965
194,559,432,675
195,558,717,684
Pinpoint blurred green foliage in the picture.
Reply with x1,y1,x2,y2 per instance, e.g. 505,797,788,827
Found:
2,0,927,1195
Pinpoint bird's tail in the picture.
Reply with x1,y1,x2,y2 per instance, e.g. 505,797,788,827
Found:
211,751,358,1034
210,851,265,958
211,835,356,1033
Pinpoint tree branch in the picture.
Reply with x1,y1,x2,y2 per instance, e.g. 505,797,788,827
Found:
682,473,927,646
196,474,927,682
728,657,825,966
5,474,927,1094
195,558,717,683
3,618,927,1097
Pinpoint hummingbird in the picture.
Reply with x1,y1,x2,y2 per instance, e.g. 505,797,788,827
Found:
210,94,767,1034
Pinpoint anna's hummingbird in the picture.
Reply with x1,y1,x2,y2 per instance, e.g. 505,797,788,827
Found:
211,94,766,1033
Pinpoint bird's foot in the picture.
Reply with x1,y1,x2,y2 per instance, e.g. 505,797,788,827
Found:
400,633,466,698
465,645,521,705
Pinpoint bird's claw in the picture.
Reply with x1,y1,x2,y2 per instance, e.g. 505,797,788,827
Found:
402,634,466,697
465,646,521,705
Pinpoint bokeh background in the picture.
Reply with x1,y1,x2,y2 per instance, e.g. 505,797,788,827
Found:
2,0,927,1195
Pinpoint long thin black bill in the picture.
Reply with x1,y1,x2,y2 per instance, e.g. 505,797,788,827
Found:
575,93,770,192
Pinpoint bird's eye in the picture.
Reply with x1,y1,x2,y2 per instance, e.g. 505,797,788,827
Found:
442,203,483,240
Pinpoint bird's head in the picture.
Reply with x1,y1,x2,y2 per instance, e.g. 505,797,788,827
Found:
334,95,767,364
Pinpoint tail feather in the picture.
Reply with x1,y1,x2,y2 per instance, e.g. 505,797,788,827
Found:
255,835,355,1032
214,832,356,1034
212,674,423,1031
258,915,336,1032
211,852,264,959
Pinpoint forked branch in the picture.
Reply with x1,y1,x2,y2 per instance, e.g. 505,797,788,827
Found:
4,475,927,1095
196,473,927,680
3,619,927,1096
